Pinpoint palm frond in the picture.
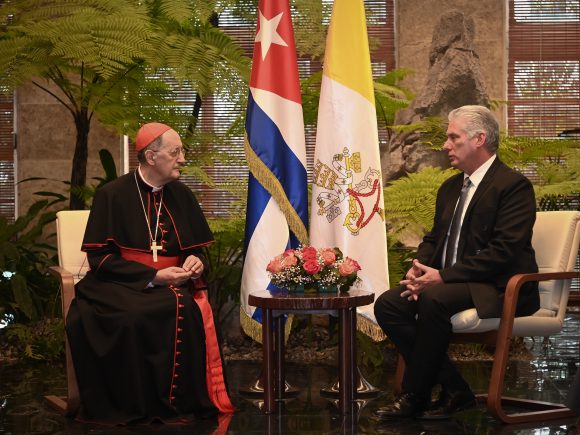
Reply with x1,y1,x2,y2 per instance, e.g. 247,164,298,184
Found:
499,135,579,166
151,0,195,23
384,167,457,244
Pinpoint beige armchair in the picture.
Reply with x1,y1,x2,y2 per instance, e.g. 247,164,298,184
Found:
394,210,580,424
44,210,90,416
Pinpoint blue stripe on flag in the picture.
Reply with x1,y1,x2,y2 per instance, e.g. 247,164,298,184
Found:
244,174,270,245
245,93,309,228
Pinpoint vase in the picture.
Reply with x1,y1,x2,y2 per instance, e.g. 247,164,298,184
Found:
303,284,319,294
285,283,338,294
318,284,338,293
286,284,305,293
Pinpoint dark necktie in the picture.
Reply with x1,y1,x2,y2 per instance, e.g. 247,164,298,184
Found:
444,177,471,268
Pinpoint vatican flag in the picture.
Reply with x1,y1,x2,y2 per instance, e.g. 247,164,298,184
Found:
310,0,389,340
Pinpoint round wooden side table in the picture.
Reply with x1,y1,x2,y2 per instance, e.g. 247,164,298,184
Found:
248,289,375,414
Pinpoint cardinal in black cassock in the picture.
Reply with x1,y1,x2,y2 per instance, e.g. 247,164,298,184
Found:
66,123,234,425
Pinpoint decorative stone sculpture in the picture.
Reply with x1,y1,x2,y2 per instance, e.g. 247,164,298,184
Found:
382,10,490,181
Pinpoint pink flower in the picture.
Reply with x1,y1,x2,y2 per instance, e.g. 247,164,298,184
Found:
266,255,284,274
338,257,361,277
319,248,336,266
303,259,321,275
282,253,298,268
301,246,318,261
283,249,296,257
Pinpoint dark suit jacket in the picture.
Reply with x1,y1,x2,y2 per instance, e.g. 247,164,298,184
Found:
416,158,540,318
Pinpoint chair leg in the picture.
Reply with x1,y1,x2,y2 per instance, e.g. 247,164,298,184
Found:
392,341,577,424
484,332,576,424
64,336,81,415
44,337,80,416
44,276,81,416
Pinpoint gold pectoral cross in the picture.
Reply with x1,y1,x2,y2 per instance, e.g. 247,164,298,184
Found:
151,240,163,262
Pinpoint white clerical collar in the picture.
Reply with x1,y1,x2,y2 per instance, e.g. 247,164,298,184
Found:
465,154,496,188
137,166,163,192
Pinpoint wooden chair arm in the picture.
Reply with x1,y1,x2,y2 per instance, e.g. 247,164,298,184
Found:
502,271,579,322
499,271,579,340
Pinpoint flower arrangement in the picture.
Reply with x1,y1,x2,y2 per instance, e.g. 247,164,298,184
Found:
266,246,361,292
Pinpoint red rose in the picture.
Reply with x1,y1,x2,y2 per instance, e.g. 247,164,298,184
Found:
301,246,318,260
319,248,336,266
266,256,284,274
303,259,321,275
338,257,361,277
282,253,298,268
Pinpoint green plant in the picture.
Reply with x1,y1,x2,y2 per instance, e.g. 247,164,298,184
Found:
70,148,119,206
22,148,120,209
499,138,580,211
356,330,385,368
0,200,60,323
300,69,413,131
391,115,448,150
0,0,250,210
387,237,415,286
203,217,245,331
383,166,458,245
4,318,64,361
374,68,415,137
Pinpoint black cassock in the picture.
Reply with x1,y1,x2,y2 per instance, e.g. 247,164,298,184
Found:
66,171,233,425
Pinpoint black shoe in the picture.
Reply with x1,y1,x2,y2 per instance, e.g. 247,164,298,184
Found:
417,390,476,420
374,393,429,419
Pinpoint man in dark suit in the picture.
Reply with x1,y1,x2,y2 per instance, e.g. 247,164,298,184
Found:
374,105,540,420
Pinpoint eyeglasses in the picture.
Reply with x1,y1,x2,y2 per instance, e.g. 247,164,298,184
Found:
150,147,189,159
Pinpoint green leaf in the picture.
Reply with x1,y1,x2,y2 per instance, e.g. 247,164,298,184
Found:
0,241,20,267
32,191,68,200
10,273,37,320
98,148,118,182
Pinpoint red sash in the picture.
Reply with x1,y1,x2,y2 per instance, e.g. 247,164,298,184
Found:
120,249,235,413
120,249,180,269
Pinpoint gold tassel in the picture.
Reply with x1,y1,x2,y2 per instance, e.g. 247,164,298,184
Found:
239,307,294,345
245,135,309,246
356,313,387,342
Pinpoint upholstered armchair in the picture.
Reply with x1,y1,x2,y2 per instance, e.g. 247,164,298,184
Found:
394,210,580,424
44,210,90,416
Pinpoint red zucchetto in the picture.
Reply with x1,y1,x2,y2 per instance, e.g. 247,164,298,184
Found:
135,122,172,151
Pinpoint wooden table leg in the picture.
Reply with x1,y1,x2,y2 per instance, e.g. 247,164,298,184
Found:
275,315,285,402
338,307,353,414
262,308,276,413
349,307,357,402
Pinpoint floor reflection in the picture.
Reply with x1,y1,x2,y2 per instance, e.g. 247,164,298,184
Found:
1,312,578,434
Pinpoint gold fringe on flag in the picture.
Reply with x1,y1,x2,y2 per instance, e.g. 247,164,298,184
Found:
244,135,309,246
356,313,387,342
239,306,294,345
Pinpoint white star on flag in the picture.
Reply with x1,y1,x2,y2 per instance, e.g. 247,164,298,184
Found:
255,10,288,60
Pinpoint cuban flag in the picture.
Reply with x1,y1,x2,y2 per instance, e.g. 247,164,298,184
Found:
310,0,389,341
240,0,309,342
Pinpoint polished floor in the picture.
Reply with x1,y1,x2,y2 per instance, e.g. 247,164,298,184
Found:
1,311,579,434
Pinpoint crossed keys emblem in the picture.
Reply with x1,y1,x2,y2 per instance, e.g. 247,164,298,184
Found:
313,147,384,236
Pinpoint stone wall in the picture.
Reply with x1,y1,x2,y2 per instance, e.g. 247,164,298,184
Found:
395,0,506,124
16,81,120,217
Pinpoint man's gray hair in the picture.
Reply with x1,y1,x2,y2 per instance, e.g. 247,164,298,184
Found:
137,136,164,164
448,105,500,153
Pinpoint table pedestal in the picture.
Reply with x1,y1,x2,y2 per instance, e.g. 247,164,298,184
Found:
249,290,375,415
